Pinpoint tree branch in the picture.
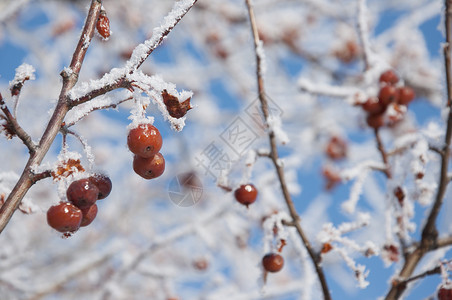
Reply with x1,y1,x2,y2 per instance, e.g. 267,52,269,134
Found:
244,1,331,299
384,1,452,299
0,93,36,153
0,0,103,234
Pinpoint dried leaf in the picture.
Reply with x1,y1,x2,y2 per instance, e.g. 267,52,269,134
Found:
162,89,192,119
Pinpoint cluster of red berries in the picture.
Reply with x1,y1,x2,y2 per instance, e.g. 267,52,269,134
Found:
128,123,165,179
361,70,415,129
47,174,112,234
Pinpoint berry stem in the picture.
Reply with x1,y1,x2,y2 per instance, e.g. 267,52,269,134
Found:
245,1,331,299
373,128,391,178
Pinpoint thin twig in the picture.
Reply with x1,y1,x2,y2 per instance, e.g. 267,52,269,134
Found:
374,128,391,178
0,93,36,153
244,1,331,299
65,96,133,127
357,0,371,70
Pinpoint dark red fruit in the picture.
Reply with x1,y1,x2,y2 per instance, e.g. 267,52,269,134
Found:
438,286,452,300
47,202,82,233
397,86,415,105
325,136,347,160
366,113,384,129
80,204,98,227
262,253,284,273
361,97,385,115
379,70,399,85
133,153,165,179
127,123,162,158
378,85,398,106
96,12,110,39
89,174,112,200
234,184,258,207
66,178,99,209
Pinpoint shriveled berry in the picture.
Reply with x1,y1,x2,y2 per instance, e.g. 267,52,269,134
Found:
378,85,398,106
133,153,165,179
361,97,386,115
262,253,284,273
127,123,162,158
80,204,98,227
366,113,384,129
234,184,258,207
96,12,110,39
89,174,112,200
325,136,347,160
67,178,99,209
397,86,415,105
47,202,82,233
379,70,399,85
438,286,452,300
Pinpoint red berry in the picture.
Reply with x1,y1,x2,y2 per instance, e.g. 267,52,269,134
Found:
47,202,82,233
133,153,165,179
438,286,452,300
361,97,386,115
262,253,284,273
379,70,399,85
366,113,384,129
378,85,398,106
80,204,98,227
96,12,110,39
325,136,347,160
397,86,415,105
127,124,163,158
234,184,258,207
89,174,112,200
66,178,99,209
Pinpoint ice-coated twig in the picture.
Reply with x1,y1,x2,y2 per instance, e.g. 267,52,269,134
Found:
356,0,373,70
64,129,95,171
245,0,332,299
125,0,198,72
0,93,36,153
64,96,133,128
336,247,370,289
298,78,361,102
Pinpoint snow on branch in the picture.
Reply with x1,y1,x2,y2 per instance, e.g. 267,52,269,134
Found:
125,0,198,72
129,71,193,131
317,215,377,289
9,63,35,88
340,160,386,214
298,78,361,103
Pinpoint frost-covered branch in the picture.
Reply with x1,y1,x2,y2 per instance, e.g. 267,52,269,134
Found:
0,93,36,153
298,78,361,102
125,0,198,72
356,0,372,70
245,1,331,299
0,0,103,234
385,1,452,299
